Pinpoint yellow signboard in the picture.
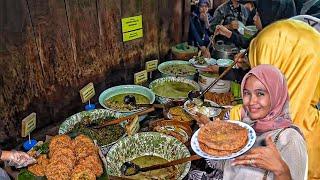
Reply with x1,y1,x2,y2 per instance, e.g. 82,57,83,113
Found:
21,113,36,137
123,29,143,42
121,15,143,33
79,82,95,103
134,70,148,84
145,60,159,72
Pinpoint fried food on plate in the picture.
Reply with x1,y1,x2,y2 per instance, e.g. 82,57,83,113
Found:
78,155,103,176
49,135,73,151
28,155,49,176
71,164,96,180
198,120,248,156
45,161,71,180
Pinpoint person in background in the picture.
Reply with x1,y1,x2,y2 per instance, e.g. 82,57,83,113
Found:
200,0,297,83
0,148,35,179
214,0,296,49
189,65,307,180
229,19,320,180
211,0,251,32
239,0,256,25
291,14,320,32
188,0,213,58
294,0,320,18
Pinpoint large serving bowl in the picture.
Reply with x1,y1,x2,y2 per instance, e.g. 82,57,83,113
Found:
99,85,155,117
149,77,200,104
158,60,196,80
107,132,191,179
59,109,130,148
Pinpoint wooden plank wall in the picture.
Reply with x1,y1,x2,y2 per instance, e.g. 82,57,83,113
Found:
0,0,190,147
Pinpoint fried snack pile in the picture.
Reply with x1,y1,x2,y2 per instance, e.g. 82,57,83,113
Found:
28,134,103,180
168,106,193,123
204,92,234,105
198,120,248,156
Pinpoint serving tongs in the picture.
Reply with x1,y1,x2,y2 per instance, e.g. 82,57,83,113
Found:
120,154,201,176
91,107,155,129
188,48,248,102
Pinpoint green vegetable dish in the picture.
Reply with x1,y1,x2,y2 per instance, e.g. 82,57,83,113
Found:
152,81,196,98
104,93,150,111
124,155,177,179
68,116,125,146
195,56,206,65
162,64,196,76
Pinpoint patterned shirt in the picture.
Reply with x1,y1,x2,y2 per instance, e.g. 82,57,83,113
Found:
211,0,250,31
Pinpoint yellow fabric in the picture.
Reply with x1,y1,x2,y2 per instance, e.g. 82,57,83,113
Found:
229,104,243,121
244,19,320,179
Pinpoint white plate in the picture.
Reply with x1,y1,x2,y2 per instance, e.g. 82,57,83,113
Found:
184,99,222,118
191,120,256,160
189,58,217,68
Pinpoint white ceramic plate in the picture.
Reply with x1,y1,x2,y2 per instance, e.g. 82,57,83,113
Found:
191,120,256,160
189,58,217,68
184,99,222,118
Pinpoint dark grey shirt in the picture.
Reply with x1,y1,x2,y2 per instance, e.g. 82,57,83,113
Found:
211,0,250,31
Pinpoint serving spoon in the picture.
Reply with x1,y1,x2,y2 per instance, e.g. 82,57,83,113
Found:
120,155,201,176
123,95,164,109
91,107,155,129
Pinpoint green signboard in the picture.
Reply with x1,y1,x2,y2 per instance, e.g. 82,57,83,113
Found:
123,29,143,42
121,15,143,33
121,15,143,42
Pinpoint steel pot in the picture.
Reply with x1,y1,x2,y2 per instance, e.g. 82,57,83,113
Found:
212,40,239,59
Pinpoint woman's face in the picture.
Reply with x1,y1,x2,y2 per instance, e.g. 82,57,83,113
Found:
199,4,209,14
243,75,271,120
253,12,263,30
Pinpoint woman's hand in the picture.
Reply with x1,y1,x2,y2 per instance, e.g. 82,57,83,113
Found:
200,13,210,28
234,52,250,70
232,135,291,179
191,112,211,127
215,25,232,38
200,46,211,58
229,20,239,30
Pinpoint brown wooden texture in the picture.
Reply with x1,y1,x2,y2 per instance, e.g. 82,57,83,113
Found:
142,0,159,62
0,0,45,146
0,0,191,147
26,0,81,128
120,0,144,83
183,0,191,41
97,0,125,87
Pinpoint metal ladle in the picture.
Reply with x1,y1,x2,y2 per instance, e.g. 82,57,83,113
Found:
123,95,164,108
120,155,201,176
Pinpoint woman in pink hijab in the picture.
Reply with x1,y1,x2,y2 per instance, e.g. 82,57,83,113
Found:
189,65,307,180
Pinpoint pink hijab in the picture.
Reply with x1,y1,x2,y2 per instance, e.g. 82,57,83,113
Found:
241,65,292,133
